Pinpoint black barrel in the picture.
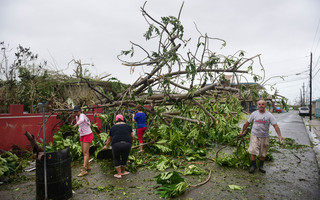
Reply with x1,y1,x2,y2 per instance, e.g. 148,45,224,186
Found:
36,147,72,200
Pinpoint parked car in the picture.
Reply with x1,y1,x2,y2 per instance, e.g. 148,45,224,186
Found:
275,107,282,113
298,107,310,116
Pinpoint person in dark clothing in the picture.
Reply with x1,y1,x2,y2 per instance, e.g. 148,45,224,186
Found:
104,114,134,179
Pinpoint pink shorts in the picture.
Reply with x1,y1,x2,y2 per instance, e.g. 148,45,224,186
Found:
80,133,94,143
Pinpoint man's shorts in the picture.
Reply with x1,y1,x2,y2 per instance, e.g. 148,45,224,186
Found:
248,134,269,157
80,133,94,143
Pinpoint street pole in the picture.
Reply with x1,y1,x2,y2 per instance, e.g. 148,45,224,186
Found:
300,89,302,106
303,83,305,106
310,52,312,120
38,103,48,200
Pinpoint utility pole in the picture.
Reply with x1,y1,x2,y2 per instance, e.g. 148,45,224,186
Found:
306,87,309,104
300,89,303,106
302,83,305,106
310,52,312,120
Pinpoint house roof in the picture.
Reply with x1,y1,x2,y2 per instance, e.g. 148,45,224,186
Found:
231,82,265,89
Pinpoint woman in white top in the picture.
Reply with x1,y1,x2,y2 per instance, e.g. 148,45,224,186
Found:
73,105,93,177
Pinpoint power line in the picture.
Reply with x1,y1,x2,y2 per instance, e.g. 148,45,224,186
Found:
312,32,320,58
311,18,320,52
313,55,320,77
313,82,320,92
268,70,309,80
269,76,309,85
279,82,307,89
312,54,320,70
282,69,309,77
266,71,309,83
313,76,320,85
264,56,309,66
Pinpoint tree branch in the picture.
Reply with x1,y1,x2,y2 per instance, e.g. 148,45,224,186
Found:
162,113,205,124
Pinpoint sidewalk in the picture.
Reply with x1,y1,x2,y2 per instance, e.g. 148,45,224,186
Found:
303,117,320,169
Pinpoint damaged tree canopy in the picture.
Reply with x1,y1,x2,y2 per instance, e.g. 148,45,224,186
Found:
81,2,272,127
91,3,264,157
88,2,267,112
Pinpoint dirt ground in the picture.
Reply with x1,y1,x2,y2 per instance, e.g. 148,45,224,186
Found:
0,145,320,200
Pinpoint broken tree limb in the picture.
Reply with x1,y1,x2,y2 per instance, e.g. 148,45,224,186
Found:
120,68,247,97
190,170,212,188
194,85,238,97
162,113,205,124
116,44,182,100
215,132,247,159
132,139,157,149
81,77,113,103
162,111,181,115
24,131,44,153
191,99,218,124
169,80,189,91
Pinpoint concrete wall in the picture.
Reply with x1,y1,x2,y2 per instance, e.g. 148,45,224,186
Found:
0,105,103,151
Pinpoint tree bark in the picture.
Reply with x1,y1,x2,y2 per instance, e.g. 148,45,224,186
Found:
24,131,44,153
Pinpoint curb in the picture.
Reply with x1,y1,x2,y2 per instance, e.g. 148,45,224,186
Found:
303,118,320,170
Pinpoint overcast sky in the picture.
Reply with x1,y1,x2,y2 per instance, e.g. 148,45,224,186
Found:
1,0,320,104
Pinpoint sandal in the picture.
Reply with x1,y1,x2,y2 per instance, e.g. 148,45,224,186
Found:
121,171,130,176
77,168,88,177
114,174,122,179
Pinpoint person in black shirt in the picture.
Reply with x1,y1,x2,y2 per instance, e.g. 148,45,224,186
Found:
104,114,134,178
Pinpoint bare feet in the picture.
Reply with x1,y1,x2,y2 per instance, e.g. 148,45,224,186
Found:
114,174,122,179
121,171,130,176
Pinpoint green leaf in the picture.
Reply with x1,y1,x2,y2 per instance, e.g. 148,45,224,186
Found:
153,144,172,153
229,184,243,190
156,140,168,144
183,165,206,175
121,50,132,56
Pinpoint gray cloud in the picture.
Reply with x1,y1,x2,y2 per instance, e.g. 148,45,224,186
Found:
1,0,319,104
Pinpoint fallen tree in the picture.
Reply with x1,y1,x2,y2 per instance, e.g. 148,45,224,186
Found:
59,2,272,127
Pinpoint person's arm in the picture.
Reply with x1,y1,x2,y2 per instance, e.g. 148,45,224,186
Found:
240,121,250,135
132,113,136,122
76,114,85,125
73,116,79,128
273,124,283,144
104,136,112,149
131,132,134,142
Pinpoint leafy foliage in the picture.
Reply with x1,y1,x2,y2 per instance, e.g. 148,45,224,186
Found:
155,171,189,198
269,136,309,150
0,151,28,180
215,147,251,169
229,184,243,190
152,155,178,171
142,95,243,158
183,165,206,175
0,42,130,113
45,122,106,161
45,130,82,161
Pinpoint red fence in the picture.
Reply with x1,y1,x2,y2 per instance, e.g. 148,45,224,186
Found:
0,105,103,151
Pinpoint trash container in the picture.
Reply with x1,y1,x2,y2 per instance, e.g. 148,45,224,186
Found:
36,147,72,200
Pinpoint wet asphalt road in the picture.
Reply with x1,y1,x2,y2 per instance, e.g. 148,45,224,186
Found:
270,109,311,145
